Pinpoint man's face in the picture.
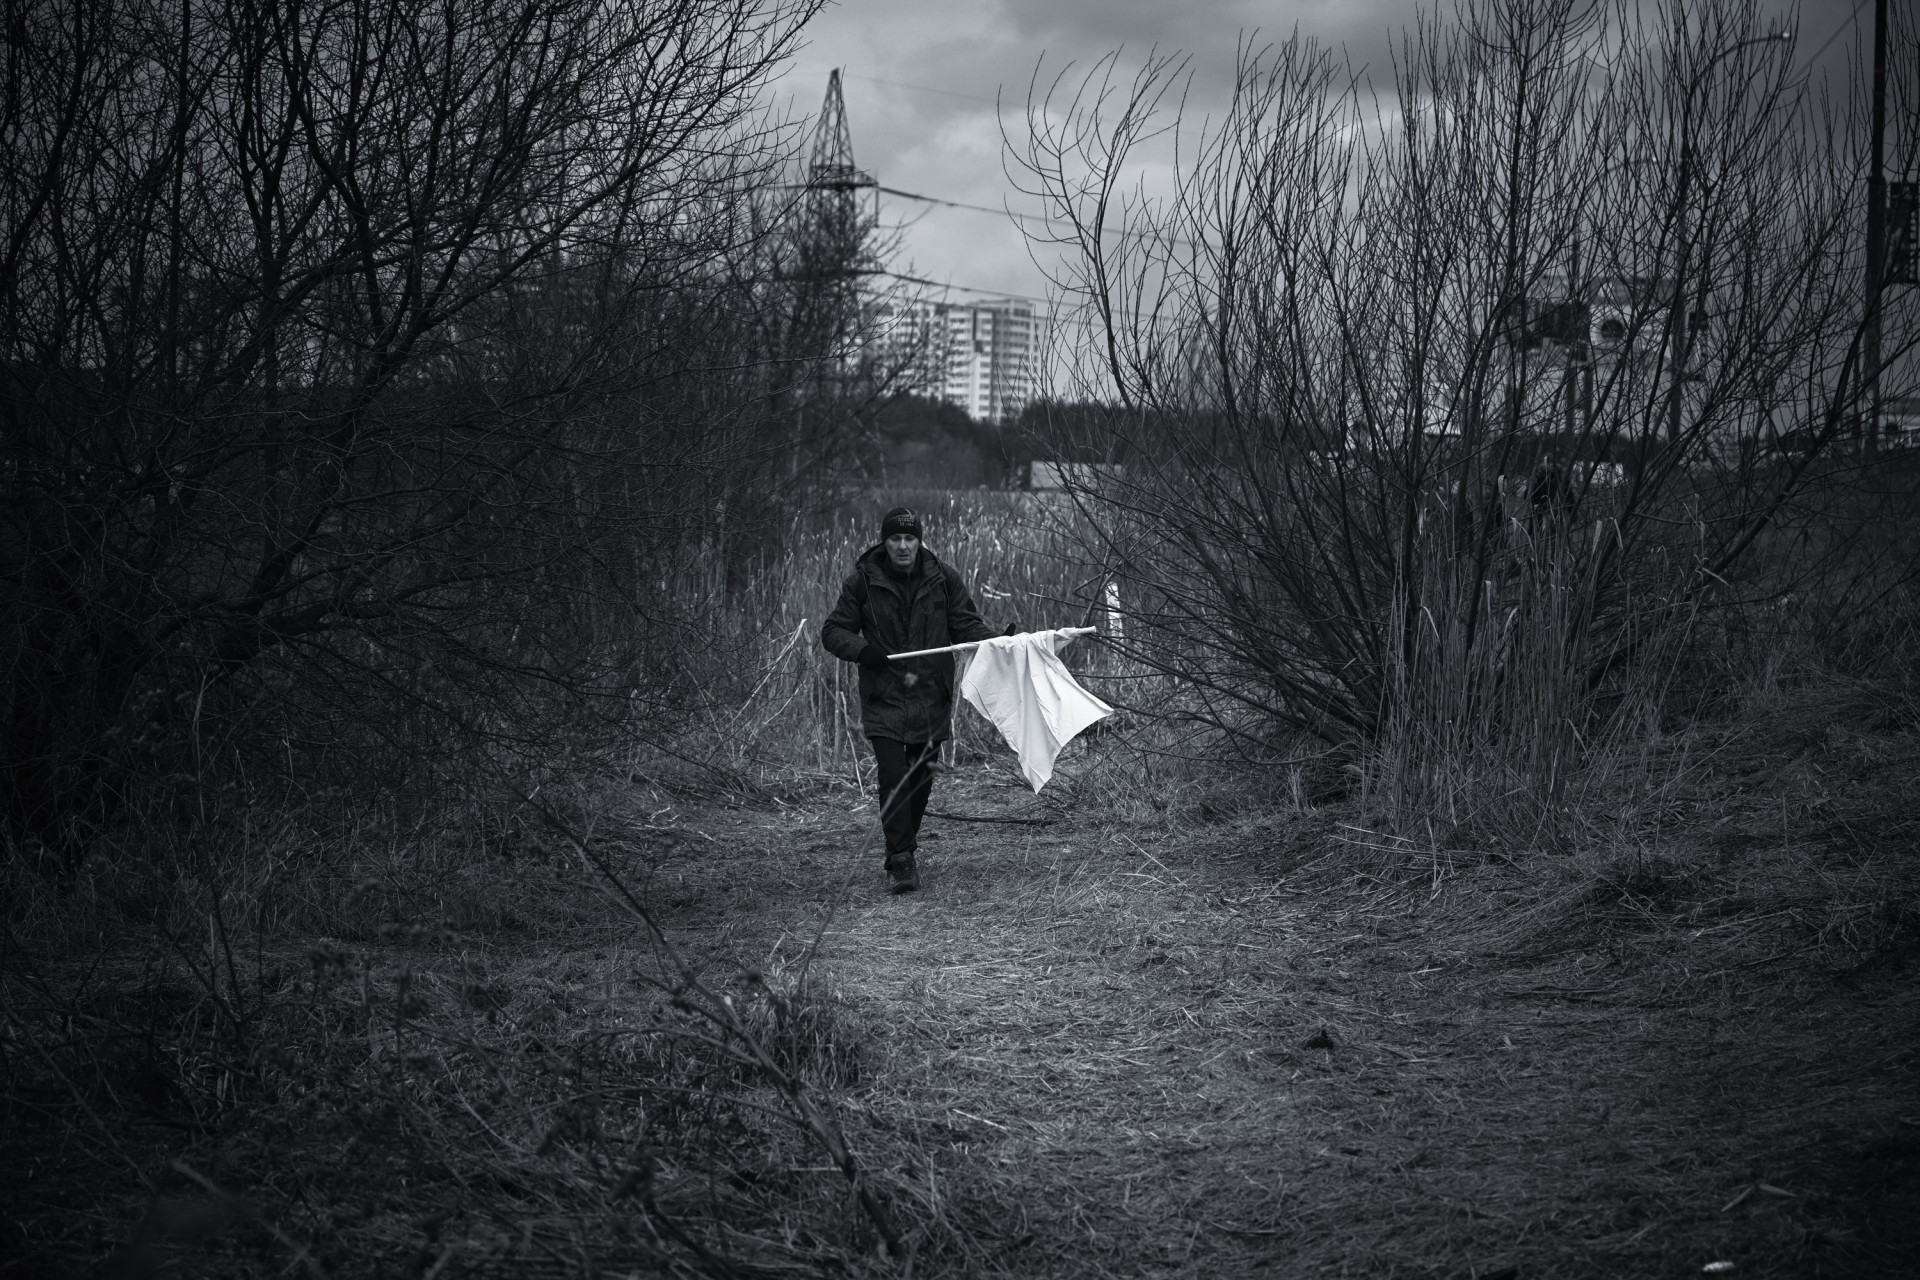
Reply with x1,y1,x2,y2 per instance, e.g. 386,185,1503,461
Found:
885,533,920,570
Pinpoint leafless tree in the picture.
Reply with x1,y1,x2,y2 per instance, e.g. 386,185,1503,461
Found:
0,0,840,853
1015,0,1917,820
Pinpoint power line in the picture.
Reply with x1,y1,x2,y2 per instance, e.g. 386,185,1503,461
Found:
825,24,1885,339
880,184,1198,251
870,272,1182,331
879,185,1062,230
873,270,1051,305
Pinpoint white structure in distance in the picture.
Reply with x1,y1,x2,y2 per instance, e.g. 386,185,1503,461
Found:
874,297,1048,423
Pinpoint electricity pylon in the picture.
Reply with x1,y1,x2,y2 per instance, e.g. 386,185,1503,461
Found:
786,70,876,292
769,70,884,478
806,69,877,207
785,70,879,384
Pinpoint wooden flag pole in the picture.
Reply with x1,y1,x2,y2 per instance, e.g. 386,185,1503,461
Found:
887,626,1097,662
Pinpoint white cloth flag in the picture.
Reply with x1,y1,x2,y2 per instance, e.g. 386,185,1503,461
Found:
959,629,1114,792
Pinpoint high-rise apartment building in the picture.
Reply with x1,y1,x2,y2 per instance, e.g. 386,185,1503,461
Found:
873,297,1047,422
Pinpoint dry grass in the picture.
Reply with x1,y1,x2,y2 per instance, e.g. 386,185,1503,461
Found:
704,489,1102,782
5,673,1918,1277
787,741,1917,1278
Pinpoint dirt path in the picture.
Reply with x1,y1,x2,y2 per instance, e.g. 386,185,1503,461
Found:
6,726,1915,1278
671,762,1918,1278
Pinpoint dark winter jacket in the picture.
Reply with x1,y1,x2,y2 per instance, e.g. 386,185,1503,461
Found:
821,545,995,743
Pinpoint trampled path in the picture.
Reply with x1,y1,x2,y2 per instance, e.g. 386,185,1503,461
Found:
658,762,1918,1278
7,703,1915,1278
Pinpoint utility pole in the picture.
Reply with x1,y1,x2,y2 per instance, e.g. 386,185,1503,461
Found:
1566,236,1583,440
1667,32,1791,447
1863,0,1889,456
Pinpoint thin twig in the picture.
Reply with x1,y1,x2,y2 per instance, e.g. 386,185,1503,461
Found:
518,789,908,1261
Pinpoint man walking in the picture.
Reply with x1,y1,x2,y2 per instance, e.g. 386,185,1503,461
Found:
821,506,1001,893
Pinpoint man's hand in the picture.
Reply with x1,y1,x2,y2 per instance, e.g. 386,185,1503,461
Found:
861,643,917,685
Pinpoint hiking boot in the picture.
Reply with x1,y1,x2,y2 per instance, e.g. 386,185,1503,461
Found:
885,853,920,894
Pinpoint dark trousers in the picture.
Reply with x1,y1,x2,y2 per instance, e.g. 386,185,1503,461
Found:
870,737,937,860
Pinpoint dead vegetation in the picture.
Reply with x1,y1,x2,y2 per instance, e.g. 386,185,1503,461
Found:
6,0,1915,1273
5,668,1916,1278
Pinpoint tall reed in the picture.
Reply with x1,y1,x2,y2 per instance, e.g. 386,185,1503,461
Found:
696,491,1101,784
1366,494,1696,848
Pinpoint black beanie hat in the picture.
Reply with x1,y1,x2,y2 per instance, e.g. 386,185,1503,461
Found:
881,506,922,539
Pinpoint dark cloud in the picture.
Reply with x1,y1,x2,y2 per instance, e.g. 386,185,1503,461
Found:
998,0,1274,47
997,0,1414,51
781,0,1885,311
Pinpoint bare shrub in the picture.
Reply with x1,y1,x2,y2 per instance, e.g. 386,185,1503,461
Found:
1013,0,1918,837
0,0,847,857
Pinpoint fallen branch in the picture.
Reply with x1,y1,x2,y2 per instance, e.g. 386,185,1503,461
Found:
519,792,907,1262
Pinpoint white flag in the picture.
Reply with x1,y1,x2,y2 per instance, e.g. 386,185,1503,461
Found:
959,630,1114,792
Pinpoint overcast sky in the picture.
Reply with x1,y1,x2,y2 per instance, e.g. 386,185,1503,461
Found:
769,0,1873,312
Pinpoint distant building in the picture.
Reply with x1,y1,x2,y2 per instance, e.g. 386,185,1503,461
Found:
874,297,1047,422
1879,395,1920,448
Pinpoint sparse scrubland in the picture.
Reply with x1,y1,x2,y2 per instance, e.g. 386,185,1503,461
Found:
5,0,1919,1276
7,476,1918,1278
